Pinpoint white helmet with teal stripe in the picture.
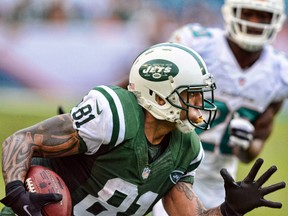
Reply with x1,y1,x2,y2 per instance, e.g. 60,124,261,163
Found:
128,42,217,132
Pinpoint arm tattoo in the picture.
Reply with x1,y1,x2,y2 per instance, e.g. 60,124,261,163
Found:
175,182,222,216
175,182,198,201
2,114,81,183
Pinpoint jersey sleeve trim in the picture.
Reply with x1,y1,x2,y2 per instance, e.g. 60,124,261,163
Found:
95,86,126,147
183,144,204,178
71,86,126,155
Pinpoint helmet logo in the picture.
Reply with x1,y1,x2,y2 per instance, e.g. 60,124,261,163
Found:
139,59,179,81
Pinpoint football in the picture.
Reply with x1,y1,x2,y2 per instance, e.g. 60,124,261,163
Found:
25,165,72,216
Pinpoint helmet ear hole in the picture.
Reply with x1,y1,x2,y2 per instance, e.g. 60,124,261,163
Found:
155,94,166,106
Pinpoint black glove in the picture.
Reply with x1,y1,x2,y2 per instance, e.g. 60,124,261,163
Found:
1,180,62,216
220,158,286,216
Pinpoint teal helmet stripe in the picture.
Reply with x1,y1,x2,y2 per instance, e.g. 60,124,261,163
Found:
94,86,120,147
149,42,207,75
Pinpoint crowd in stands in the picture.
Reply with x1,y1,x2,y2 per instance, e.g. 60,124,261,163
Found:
0,0,287,102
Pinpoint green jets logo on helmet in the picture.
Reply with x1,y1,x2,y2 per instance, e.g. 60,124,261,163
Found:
139,59,179,81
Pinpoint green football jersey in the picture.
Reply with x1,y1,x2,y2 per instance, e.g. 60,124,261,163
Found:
34,86,203,215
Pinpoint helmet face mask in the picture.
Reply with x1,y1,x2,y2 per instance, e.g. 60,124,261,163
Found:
167,83,216,130
128,43,217,133
222,0,286,51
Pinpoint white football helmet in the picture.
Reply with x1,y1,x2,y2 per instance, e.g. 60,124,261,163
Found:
222,0,286,51
128,42,217,133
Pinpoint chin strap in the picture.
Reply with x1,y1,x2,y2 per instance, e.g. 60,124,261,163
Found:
176,120,195,133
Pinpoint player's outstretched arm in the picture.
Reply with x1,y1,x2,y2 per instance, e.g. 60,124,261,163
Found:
220,158,286,216
162,181,222,216
162,158,285,216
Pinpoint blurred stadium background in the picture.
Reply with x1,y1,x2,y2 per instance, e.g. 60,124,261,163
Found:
0,0,287,215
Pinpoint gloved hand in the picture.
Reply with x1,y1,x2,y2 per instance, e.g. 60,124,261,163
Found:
1,180,62,216
220,158,286,216
229,113,254,150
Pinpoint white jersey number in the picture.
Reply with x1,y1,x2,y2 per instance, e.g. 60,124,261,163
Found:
74,178,158,216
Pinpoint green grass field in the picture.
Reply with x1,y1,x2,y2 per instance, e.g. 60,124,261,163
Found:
0,99,287,215
237,111,288,216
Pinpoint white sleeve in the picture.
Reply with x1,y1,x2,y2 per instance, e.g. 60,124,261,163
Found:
168,23,219,56
273,53,288,102
168,24,197,47
70,86,126,155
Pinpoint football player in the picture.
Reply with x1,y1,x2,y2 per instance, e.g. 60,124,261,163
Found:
1,43,285,216
153,0,288,215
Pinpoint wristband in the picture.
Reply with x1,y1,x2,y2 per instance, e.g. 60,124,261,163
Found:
5,180,24,194
1,181,25,206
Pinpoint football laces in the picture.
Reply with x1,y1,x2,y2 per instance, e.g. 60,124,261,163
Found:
25,177,36,193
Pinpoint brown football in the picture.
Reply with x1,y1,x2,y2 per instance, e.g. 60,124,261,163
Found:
25,165,72,216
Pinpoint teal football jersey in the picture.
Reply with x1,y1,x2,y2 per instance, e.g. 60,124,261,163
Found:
35,86,203,215
168,23,288,208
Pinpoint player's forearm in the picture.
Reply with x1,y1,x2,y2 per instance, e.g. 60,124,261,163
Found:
2,114,81,184
233,138,264,163
2,133,31,184
163,182,224,216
